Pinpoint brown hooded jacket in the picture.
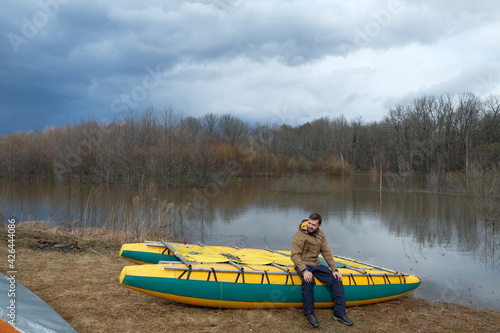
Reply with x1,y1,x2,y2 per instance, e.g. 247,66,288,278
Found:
291,219,338,273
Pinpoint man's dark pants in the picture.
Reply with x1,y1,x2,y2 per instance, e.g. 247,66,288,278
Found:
296,264,347,317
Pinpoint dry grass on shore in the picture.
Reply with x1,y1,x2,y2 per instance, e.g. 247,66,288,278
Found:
1,224,500,333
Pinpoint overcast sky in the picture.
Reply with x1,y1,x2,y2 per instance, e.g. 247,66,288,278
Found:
1,0,500,134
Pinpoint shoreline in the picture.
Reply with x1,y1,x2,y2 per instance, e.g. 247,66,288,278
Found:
1,225,499,333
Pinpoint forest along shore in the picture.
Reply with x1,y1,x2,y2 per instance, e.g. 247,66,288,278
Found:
1,224,499,333
1,94,499,188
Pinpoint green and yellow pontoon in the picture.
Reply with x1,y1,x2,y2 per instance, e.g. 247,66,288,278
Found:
119,241,421,309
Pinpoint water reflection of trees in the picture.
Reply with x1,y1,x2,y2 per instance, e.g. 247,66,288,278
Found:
2,176,498,269
378,190,499,269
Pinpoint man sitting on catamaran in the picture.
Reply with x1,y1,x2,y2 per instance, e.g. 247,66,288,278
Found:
291,213,354,328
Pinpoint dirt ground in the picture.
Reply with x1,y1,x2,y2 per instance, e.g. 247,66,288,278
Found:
1,225,499,333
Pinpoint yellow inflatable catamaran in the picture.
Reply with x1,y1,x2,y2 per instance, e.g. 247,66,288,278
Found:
119,241,421,309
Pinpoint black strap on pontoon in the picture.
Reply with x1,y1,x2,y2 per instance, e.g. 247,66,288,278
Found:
350,273,357,285
271,263,294,285
178,270,187,279
229,260,245,283
207,268,217,282
260,271,271,284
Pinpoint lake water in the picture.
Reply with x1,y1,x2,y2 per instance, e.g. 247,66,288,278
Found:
1,176,499,311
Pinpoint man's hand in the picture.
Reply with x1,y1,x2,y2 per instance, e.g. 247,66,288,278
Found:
333,271,343,281
303,270,313,283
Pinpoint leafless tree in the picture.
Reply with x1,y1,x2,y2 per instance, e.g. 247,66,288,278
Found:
200,113,220,141
218,113,248,146
456,92,481,176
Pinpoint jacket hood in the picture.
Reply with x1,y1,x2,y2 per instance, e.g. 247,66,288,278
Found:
299,219,308,231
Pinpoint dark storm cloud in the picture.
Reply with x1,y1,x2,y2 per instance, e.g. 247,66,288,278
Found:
1,0,500,133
